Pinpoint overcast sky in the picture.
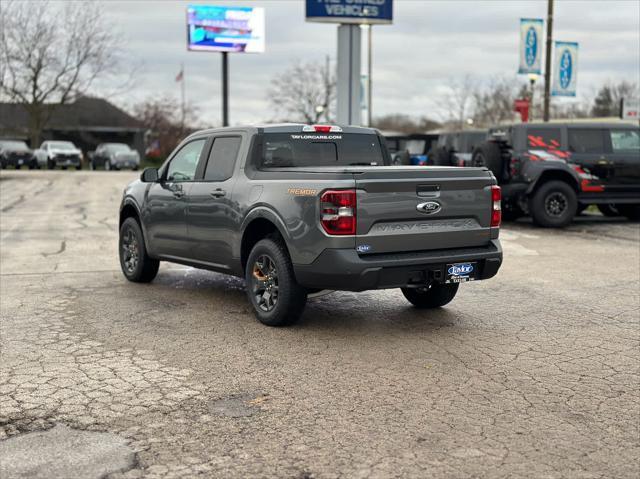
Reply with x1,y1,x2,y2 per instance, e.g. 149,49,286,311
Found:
97,0,640,126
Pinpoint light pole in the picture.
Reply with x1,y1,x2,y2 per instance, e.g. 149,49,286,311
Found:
543,0,554,122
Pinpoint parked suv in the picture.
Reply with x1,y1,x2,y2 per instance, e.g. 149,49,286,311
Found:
431,130,487,166
469,122,640,227
91,143,140,170
119,124,502,326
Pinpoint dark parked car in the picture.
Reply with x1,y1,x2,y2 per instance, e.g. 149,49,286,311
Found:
118,124,502,327
91,143,140,170
431,130,488,166
469,122,640,227
0,140,36,169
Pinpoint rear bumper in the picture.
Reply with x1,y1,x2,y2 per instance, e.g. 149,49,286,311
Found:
294,240,503,292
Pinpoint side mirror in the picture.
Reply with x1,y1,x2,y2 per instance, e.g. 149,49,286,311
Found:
140,167,159,183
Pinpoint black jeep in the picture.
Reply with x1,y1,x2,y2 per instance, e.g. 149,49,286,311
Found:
469,122,640,227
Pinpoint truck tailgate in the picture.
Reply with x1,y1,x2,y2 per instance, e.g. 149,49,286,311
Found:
354,166,495,254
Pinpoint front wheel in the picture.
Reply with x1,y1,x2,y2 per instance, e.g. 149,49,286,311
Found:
245,237,307,327
119,217,159,283
529,180,577,228
401,283,459,308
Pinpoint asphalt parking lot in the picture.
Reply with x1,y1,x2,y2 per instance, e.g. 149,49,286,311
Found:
1,170,639,479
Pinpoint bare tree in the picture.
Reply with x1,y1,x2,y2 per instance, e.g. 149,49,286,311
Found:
133,96,199,161
437,75,476,130
472,77,522,127
591,81,639,117
0,0,121,146
372,114,441,134
268,57,335,123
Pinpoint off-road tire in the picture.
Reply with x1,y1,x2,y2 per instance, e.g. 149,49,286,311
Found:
529,180,577,228
401,283,460,308
472,142,504,181
615,204,640,221
245,237,307,327
119,217,159,283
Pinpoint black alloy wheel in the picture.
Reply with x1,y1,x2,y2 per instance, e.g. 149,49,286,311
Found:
121,226,140,276
544,191,569,218
250,254,279,312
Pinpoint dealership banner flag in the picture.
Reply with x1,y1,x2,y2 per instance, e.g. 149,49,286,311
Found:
518,18,543,74
552,41,579,97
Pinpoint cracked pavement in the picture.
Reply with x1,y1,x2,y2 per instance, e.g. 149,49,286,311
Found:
0,170,639,478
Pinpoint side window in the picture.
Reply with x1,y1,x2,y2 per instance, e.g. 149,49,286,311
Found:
527,128,562,149
166,139,205,182
204,137,242,181
568,129,605,154
610,129,640,153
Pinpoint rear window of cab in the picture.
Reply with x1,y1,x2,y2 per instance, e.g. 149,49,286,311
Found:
260,133,386,168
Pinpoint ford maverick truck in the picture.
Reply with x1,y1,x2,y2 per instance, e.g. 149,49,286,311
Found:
118,124,503,326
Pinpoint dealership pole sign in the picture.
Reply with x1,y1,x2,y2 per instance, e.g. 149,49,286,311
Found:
518,18,543,74
552,41,579,97
306,0,393,25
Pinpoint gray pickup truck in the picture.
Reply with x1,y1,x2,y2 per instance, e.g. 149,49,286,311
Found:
118,124,503,326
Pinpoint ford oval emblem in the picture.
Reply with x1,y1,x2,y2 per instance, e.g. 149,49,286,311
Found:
416,201,441,214
525,26,538,67
559,49,572,89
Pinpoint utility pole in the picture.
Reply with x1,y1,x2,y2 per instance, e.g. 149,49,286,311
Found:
367,25,373,127
221,52,229,127
543,0,554,122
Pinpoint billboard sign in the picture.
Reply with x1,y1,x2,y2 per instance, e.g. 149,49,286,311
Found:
518,18,543,74
306,0,393,25
552,41,579,97
187,5,265,53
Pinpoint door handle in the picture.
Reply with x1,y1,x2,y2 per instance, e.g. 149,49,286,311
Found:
172,191,184,199
210,189,226,198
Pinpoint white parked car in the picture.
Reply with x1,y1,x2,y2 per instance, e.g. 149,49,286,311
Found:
34,141,83,170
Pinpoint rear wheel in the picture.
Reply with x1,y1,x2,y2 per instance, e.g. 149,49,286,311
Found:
615,204,640,221
401,283,459,308
245,237,307,327
119,217,159,283
529,180,577,228
472,142,504,180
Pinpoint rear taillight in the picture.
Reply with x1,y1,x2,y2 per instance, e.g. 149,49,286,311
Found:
491,185,501,227
320,189,356,235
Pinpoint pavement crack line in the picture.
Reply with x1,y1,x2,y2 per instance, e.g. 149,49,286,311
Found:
41,239,67,258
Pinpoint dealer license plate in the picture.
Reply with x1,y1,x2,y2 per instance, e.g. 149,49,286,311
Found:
445,262,476,284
